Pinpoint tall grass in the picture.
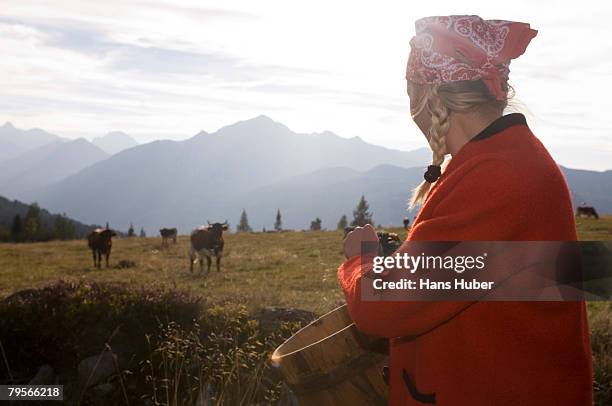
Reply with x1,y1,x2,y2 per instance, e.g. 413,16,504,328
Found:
590,302,612,405
0,281,305,405
0,219,611,404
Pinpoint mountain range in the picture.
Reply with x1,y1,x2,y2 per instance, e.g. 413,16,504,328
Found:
0,122,65,162
0,116,609,233
0,139,109,197
0,124,141,197
16,116,431,231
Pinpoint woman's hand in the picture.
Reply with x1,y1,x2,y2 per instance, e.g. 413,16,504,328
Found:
343,224,380,259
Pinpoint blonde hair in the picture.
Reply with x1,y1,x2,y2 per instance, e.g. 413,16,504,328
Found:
408,79,514,209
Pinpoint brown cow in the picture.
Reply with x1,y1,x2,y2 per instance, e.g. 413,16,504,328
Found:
87,228,117,268
576,206,599,219
160,227,178,246
190,221,228,274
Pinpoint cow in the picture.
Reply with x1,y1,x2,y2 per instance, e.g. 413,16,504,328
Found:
402,216,410,230
160,227,178,246
576,206,599,219
87,228,117,268
343,226,402,257
190,221,228,274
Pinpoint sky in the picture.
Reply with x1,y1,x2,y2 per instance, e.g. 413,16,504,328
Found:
1,0,611,170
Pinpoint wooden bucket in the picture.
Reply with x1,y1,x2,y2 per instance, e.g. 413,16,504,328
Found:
271,304,388,405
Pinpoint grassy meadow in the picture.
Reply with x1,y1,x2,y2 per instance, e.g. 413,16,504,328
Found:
1,217,610,311
0,216,610,404
0,227,366,314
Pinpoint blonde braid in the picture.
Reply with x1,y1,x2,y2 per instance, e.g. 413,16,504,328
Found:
409,85,451,209
427,86,450,165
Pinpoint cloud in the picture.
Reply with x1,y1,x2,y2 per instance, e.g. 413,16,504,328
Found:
0,1,610,170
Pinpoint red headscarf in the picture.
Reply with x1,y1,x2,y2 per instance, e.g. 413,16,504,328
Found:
405,15,538,100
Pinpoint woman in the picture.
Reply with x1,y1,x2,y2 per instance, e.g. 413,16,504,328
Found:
339,16,593,405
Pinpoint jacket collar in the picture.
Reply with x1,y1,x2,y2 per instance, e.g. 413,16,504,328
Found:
470,113,527,142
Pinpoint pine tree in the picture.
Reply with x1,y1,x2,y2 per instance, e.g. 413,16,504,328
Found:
23,203,44,241
274,209,282,231
139,228,146,238
337,214,348,230
310,217,322,231
237,209,252,232
105,221,110,229
128,223,135,237
0,224,9,242
53,214,76,240
351,195,373,227
11,215,23,242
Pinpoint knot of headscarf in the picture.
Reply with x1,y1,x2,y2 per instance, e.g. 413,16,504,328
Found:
405,15,538,100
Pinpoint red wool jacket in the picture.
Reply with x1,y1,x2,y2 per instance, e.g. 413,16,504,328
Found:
338,115,593,405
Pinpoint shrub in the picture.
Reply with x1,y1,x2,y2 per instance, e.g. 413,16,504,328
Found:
0,281,305,405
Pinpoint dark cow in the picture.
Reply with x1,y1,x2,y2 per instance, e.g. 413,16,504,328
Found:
160,227,178,246
343,226,402,257
402,216,410,230
190,221,228,273
576,206,599,219
87,228,117,268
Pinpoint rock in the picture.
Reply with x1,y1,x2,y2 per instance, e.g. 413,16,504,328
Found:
90,382,115,397
253,307,315,334
115,260,136,269
28,364,55,385
78,350,117,388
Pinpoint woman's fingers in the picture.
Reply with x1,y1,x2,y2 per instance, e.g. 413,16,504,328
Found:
343,224,379,259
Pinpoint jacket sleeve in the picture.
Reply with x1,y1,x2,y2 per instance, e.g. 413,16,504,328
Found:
338,159,525,338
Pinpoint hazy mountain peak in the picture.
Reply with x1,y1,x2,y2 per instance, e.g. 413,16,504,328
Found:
0,122,63,163
71,137,94,146
216,115,292,137
251,114,274,122
313,130,340,138
92,131,138,155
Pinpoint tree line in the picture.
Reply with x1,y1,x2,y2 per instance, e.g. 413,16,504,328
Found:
0,203,79,242
0,195,376,242
236,195,373,232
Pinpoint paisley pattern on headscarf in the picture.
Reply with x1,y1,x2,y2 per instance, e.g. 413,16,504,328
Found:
405,15,538,100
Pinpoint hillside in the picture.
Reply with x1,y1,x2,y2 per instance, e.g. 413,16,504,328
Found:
561,166,612,214
21,116,431,231
231,165,424,230
0,139,109,197
0,195,98,238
